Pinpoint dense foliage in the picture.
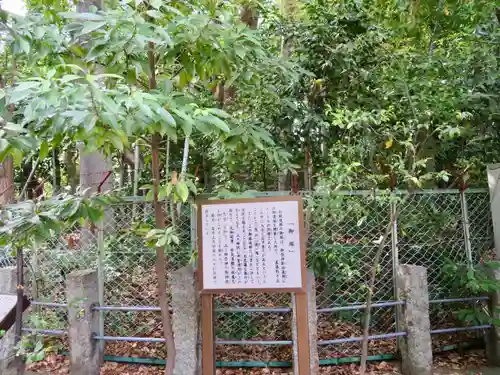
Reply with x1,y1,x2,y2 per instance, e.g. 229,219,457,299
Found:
1,0,500,369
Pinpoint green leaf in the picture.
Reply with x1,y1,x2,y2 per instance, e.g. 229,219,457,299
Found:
109,133,124,151
60,12,105,21
157,107,176,127
157,234,167,247
150,0,163,8
19,37,30,54
163,5,183,15
39,141,49,160
410,176,421,188
176,182,189,202
206,108,230,119
158,185,168,201
79,21,107,35
86,205,103,224
146,10,162,19
62,111,88,125
198,115,230,132
3,122,26,133
179,70,190,88
8,89,32,104
171,108,192,136
139,103,153,119
32,350,45,363
60,74,82,83
34,26,46,39
145,228,159,239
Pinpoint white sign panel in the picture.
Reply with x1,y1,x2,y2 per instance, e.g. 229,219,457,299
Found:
200,199,303,291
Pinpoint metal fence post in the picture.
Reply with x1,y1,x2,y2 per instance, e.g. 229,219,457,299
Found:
190,202,197,268
391,191,402,350
97,222,105,352
132,142,140,220
460,189,473,268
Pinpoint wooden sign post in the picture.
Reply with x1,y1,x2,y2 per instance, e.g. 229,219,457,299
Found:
197,195,311,374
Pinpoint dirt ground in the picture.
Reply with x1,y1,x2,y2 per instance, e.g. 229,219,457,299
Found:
20,368,499,375
24,349,498,375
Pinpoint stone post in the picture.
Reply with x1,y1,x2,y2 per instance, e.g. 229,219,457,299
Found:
292,269,319,375
396,265,432,375
0,267,17,372
486,268,500,365
171,266,201,375
488,164,500,259
66,269,101,375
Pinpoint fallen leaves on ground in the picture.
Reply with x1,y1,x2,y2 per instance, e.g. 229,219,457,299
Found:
27,350,489,375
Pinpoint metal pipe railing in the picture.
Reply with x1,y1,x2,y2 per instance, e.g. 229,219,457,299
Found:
31,296,487,313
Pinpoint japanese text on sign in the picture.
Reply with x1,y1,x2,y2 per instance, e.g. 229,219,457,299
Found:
200,199,303,290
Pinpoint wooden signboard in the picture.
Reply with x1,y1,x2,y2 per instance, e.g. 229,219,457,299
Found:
0,294,30,335
197,196,310,374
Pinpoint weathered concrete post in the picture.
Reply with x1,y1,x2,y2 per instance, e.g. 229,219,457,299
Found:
292,269,319,375
486,268,500,366
170,266,201,375
488,164,500,259
66,269,102,375
396,265,432,375
0,267,18,372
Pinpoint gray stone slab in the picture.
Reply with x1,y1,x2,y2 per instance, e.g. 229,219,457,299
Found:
67,268,101,375
171,266,201,375
397,265,433,375
0,268,18,373
0,294,16,323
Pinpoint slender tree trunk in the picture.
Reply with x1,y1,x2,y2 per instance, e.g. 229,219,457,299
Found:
0,75,14,204
77,0,113,198
359,196,408,375
304,146,312,191
177,137,190,215
64,147,78,194
240,5,259,28
164,138,170,213
119,154,126,190
14,246,25,375
277,0,294,190
0,156,14,204
77,0,114,249
149,40,176,375
52,148,61,194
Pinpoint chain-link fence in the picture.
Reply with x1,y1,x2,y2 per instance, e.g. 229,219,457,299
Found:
21,188,495,363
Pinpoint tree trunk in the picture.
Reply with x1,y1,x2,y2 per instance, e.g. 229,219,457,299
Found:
77,0,113,198
152,133,177,375
77,0,114,242
304,146,312,191
53,148,61,194
0,75,14,204
0,156,14,204
64,147,78,194
149,38,176,375
277,0,295,190
240,5,259,29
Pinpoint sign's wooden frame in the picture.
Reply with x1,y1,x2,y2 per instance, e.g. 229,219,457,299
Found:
197,196,311,375
197,195,307,294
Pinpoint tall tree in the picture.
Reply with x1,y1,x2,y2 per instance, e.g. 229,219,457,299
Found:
0,47,14,204
77,0,113,200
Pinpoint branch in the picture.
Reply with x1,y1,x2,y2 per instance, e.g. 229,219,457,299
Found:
20,157,40,201
148,36,176,375
359,193,410,375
